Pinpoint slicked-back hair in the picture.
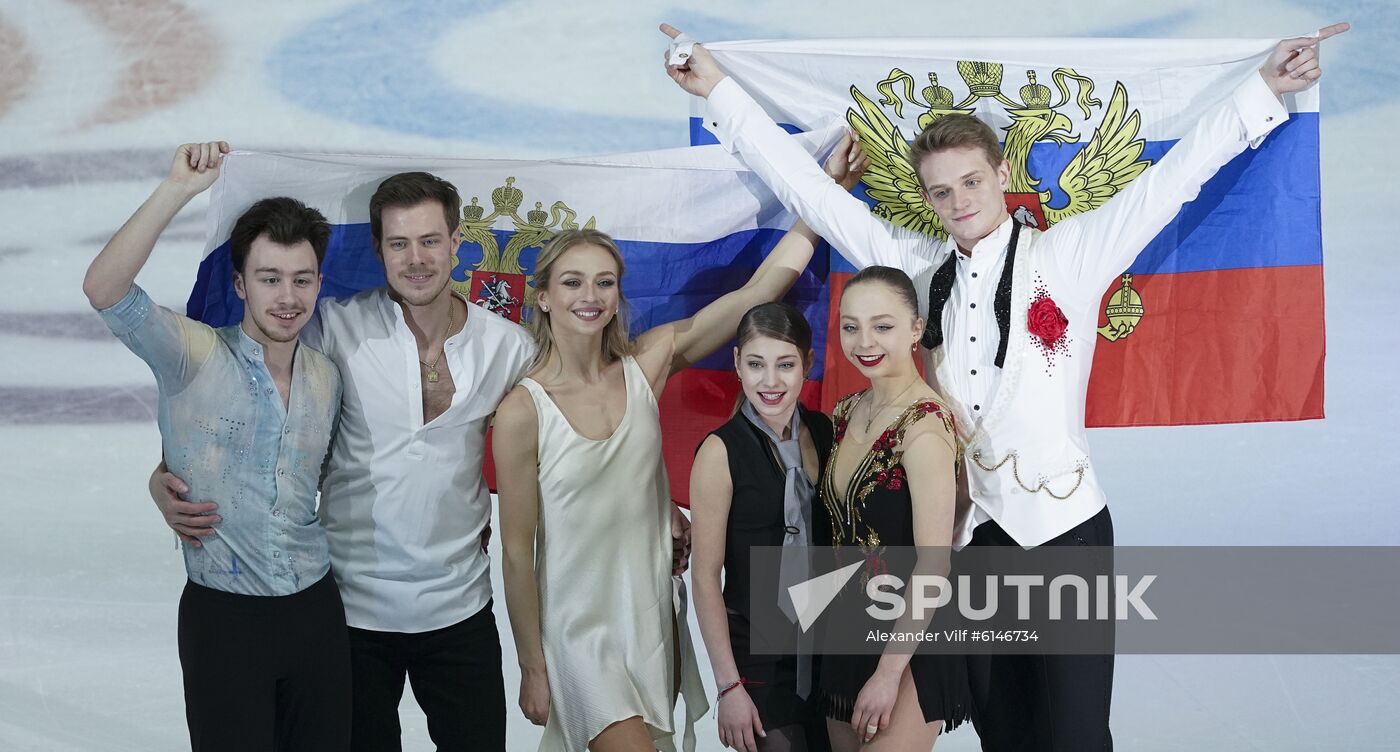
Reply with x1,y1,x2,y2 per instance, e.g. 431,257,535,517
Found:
845,265,920,318
736,302,813,363
228,197,331,275
907,114,1004,186
368,172,461,243
731,302,815,415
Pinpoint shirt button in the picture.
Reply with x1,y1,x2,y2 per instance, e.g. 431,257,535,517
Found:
971,369,978,375
973,404,981,411
277,469,284,476
970,336,976,342
970,303,977,309
1265,116,1274,122
971,272,978,278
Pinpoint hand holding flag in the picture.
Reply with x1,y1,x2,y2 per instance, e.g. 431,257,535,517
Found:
1259,22,1349,98
661,23,726,98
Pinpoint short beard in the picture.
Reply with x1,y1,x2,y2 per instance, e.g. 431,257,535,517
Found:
388,273,452,308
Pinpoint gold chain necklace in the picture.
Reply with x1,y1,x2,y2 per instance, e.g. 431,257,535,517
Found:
861,378,921,434
418,300,455,384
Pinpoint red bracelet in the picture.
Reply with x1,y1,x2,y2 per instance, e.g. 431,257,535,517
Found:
716,677,765,703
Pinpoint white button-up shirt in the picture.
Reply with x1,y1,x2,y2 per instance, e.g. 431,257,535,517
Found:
945,237,1011,421
704,72,1286,545
303,288,535,632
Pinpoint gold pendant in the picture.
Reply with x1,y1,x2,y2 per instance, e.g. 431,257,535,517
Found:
426,368,439,384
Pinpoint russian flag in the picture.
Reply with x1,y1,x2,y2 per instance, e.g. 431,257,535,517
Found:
692,36,1326,427
187,137,843,505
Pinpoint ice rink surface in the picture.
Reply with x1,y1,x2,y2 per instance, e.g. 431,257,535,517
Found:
1,0,1396,749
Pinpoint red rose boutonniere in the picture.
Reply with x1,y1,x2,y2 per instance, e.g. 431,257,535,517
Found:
1027,283,1073,369
1027,297,1068,346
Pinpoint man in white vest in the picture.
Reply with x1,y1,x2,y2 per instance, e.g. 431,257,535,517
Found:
661,20,1346,751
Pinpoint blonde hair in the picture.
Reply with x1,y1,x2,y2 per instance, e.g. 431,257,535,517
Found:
526,228,634,372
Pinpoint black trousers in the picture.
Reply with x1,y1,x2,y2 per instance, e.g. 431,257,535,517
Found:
178,572,352,752
964,506,1115,752
348,600,506,752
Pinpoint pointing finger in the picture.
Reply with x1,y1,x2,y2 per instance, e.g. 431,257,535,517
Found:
1316,21,1350,41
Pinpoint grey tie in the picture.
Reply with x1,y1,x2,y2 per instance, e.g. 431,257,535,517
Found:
741,401,814,698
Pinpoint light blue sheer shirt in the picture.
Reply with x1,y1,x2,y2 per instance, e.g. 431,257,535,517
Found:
99,285,341,596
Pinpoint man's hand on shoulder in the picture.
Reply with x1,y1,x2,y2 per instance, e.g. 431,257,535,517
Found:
660,23,727,99
1259,22,1349,99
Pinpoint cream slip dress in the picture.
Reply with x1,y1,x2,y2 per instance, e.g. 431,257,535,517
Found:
519,355,708,751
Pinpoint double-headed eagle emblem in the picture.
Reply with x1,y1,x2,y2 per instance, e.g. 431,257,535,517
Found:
451,177,596,321
848,62,1153,340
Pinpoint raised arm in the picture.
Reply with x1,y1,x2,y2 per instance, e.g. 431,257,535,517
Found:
661,24,929,275
82,142,229,309
634,150,866,389
491,387,551,726
1049,24,1347,297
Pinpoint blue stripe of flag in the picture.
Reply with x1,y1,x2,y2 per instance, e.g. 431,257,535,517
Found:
694,113,1322,276
189,227,835,378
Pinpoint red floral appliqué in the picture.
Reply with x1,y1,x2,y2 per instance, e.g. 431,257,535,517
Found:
1028,281,1072,369
875,466,906,491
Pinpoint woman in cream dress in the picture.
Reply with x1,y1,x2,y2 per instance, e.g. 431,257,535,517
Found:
493,174,861,751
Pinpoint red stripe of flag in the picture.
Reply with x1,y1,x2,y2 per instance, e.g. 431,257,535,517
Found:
1086,265,1325,426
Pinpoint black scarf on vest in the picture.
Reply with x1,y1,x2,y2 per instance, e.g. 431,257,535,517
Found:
920,219,1023,368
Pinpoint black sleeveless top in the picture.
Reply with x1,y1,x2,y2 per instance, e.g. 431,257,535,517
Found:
707,405,835,733
710,406,835,619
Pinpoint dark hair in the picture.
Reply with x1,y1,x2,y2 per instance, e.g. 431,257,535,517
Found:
907,113,1003,186
369,172,461,243
844,265,920,318
228,197,331,274
736,302,813,360
732,302,814,415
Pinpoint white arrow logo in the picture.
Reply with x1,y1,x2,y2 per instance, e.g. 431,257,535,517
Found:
787,561,863,632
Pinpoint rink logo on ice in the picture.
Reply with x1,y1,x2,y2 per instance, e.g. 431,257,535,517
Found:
847,61,1154,342
450,176,598,322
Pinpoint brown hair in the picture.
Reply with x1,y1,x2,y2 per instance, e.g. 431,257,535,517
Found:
526,228,633,372
229,197,331,274
368,172,461,243
907,114,1004,186
736,302,813,362
844,265,920,318
732,302,814,415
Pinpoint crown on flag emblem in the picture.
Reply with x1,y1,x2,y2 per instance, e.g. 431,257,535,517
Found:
451,177,597,322
847,60,1157,342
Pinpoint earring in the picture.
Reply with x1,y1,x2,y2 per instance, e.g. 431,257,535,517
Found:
540,304,549,313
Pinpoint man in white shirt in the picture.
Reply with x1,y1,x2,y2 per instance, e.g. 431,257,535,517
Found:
155,171,534,751
660,21,1346,751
